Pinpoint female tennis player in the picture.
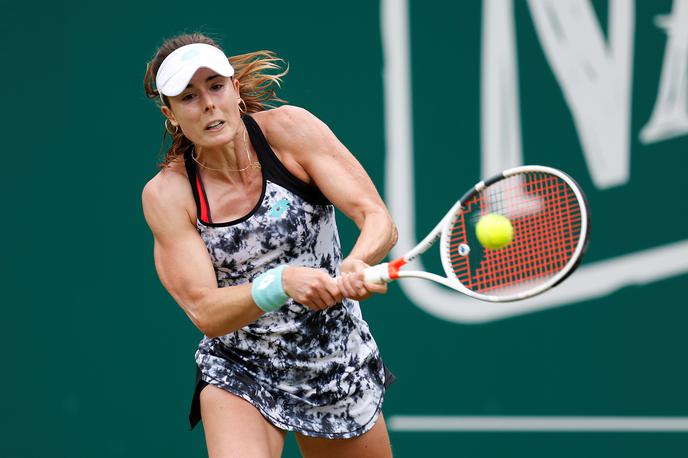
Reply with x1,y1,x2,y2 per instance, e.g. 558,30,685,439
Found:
141,33,397,457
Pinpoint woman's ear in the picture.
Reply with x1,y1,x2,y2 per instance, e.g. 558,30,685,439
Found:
160,105,178,127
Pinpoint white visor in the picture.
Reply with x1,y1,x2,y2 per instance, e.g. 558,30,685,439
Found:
156,43,234,97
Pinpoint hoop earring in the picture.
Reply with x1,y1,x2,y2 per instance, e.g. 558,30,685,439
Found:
238,98,247,114
165,119,179,135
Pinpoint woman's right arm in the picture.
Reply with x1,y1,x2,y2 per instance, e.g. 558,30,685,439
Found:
142,176,263,337
141,174,342,337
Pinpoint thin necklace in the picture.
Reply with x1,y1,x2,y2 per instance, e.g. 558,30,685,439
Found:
191,125,261,172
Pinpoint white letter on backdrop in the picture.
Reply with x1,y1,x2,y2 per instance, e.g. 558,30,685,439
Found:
481,0,522,177
640,0,688,144
527,0,635,189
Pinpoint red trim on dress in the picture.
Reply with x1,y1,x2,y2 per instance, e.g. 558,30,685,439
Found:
195,174,209,222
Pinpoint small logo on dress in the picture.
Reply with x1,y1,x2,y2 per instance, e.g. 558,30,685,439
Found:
269,198,290,218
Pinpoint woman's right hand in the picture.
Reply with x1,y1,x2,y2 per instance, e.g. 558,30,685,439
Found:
282,266,343,311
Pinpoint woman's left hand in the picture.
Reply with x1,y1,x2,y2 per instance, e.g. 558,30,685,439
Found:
337,258,388,301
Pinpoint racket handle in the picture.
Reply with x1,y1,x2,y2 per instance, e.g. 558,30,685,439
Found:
363,263,391,284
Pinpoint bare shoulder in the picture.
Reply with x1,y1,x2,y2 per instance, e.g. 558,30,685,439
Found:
252,105,329,148
142,161,188,206
142,160,196,230
252,104,317,127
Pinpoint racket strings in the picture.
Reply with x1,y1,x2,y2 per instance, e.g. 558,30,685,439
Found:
447,172,583,296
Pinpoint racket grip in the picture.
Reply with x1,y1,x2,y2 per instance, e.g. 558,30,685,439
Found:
363,263,391,284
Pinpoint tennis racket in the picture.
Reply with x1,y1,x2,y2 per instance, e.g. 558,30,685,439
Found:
364,165,590,302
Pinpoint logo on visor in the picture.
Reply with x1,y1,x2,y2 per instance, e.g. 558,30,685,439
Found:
181,49,200,61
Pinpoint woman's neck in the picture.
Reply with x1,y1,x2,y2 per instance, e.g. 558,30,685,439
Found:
193,125,259,183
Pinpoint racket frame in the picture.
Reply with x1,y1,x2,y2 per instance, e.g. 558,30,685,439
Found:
364,165,590,302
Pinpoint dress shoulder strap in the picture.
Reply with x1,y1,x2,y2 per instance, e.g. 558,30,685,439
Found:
243,114,331,205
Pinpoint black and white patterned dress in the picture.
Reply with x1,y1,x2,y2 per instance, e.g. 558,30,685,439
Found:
186,114,394,439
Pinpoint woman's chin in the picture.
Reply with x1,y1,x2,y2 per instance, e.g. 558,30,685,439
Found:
197,131,233,148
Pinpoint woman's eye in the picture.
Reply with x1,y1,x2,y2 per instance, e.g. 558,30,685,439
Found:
181,93,195,101
211,84,224,91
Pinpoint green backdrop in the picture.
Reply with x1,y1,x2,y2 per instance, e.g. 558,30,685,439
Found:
3,1,687,456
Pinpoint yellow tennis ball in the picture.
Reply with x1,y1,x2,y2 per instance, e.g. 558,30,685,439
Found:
476,214,513,250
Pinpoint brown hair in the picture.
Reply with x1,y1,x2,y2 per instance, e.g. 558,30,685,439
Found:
143,33,288,169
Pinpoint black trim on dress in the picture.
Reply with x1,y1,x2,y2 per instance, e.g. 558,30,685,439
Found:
243,114,332,206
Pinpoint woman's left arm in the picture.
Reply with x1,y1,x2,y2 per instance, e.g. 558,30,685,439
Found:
266,106,398,300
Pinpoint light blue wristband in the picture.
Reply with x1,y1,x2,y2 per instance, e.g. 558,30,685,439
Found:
252,265,290,313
